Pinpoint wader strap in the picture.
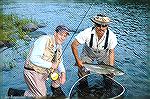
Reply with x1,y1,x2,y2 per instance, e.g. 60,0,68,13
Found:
89,34,94,48
89,27,109,49
89,27,95,48
104,29,109,49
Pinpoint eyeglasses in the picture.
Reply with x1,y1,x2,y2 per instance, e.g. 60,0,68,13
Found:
95,23,108,27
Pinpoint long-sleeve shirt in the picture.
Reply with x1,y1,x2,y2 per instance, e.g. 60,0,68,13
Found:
30,35,65,73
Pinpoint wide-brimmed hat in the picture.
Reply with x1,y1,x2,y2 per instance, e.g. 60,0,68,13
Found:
55,25,70,35
90,14,111,25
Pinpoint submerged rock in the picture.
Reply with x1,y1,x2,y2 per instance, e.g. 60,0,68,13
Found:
28,31,47,38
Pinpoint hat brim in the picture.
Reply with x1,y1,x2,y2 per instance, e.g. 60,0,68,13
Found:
56,25,71,35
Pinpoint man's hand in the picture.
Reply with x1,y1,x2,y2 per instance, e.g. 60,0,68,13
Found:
76,59,84,68
60,72,66,84
106,73,114,78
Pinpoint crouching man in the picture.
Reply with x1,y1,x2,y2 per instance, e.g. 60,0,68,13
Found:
8,25,70,97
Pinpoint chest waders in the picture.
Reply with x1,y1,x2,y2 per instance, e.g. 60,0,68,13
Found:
89,27,109,49
82,27,110,64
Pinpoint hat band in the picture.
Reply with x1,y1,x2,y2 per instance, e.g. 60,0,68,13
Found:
91,18,109,25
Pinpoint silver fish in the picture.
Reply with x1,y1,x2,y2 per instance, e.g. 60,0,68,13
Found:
83,63,124,76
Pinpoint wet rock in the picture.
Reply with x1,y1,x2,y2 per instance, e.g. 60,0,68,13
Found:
37,23,47,28
22,23,46,32
0,40,15,48
0,41,5,48
22,23,38,32
23,35,32,41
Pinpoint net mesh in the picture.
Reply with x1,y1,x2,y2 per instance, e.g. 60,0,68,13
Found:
69,74,124,98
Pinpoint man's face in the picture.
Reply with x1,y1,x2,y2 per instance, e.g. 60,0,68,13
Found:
95,24,108,37
55,31,68,45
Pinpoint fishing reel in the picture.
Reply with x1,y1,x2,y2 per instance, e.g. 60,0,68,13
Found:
50,72,59,81
49,67,59,81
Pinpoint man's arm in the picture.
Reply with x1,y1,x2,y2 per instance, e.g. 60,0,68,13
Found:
71,39,83,68
109,49,115,66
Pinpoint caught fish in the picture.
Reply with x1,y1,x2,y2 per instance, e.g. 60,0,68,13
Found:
83,63,124,76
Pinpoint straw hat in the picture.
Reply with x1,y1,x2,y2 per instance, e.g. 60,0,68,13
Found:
91,14,111,25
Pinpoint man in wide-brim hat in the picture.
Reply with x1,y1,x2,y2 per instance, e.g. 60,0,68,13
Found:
71,13,117,78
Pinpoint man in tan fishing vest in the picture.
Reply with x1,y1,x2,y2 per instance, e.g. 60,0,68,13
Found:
8,25,70,97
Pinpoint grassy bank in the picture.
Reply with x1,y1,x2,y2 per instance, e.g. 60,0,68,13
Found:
0,13,37,43
0,13,38,69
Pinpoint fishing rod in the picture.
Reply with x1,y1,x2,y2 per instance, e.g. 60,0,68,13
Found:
61,3,93,57
53,3,93,90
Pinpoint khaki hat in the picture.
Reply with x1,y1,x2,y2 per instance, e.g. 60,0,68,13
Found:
91,14,111,25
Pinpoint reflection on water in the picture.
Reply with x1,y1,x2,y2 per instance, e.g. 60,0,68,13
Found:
1,1,150,98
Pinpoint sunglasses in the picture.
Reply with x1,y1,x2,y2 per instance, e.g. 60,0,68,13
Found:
95,23,108,27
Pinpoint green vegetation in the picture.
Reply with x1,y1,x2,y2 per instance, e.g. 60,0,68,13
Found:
0,13,38,69
0,13,37,43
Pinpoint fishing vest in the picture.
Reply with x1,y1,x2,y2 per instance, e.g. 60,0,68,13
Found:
89,27,109,49
25,35,62,74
